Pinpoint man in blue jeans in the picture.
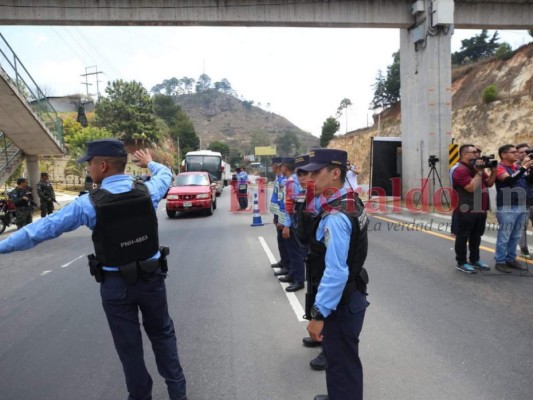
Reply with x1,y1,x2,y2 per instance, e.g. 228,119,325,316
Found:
494,144,533,273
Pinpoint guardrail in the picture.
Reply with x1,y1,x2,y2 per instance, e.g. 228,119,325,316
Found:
0,32,64,145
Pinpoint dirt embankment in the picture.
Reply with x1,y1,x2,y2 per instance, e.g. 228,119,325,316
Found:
330,43,533,184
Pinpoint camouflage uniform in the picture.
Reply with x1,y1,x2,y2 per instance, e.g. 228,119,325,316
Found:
37,179,56,217
10,187,33,229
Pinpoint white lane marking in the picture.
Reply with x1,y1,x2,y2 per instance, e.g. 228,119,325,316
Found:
258,236,306,322
60,254,84,268
41,270,52,276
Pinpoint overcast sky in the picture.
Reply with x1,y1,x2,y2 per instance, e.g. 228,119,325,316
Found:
0,26,530,137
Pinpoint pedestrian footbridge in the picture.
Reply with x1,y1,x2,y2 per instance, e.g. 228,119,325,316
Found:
0,33,65,187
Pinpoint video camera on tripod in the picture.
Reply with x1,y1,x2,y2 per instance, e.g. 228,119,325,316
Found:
428,155,439,167
471,154,498,169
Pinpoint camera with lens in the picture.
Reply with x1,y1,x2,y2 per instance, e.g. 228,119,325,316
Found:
475,154,498,169
428,155,439,166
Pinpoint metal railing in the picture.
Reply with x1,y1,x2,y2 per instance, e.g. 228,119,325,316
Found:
0,32,64,145
0,131,22,175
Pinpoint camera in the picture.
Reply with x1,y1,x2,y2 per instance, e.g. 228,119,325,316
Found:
474,154,498,169
428,155,439,166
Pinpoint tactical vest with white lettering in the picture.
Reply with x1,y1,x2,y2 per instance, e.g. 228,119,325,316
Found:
90,181,159,266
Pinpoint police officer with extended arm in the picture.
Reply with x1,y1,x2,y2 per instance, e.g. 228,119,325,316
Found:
36,172,56,217
301,149,369,400
0,139,187,400
9,177,34,229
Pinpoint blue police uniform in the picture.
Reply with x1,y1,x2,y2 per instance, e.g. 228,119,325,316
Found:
301,149,369,400
270,157,291,269
0,140,187,400
282,166,307,290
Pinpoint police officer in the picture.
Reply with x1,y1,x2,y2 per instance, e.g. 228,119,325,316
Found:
36,172,56,217
301,149,369,400
236,166,249,210
0,139,187,400
278,157,307,291
10,177,34,229
270,157,291,276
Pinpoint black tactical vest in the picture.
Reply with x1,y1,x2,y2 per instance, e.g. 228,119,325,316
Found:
90,181,159,266
293,192,317,246
307,193,369,299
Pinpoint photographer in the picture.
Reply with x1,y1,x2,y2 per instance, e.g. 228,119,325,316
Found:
494,144,533,272
516,144,533,258
452,145,497,273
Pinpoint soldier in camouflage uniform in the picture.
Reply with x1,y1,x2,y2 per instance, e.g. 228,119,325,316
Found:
37,172,56,217
10,178,34,229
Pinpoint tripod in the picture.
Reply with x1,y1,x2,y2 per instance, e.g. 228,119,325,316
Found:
416,156,450,208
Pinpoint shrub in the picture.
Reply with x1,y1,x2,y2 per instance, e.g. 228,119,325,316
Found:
495,43,514,61
482,85,498,103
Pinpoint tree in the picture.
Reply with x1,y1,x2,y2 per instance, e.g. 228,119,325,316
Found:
370,70,387,110
153,94,180,127
452,30,500,65
275,131,300,156
66,126,113,156
384,51,400,105
208,141,230,157
171,108,199,155
336,98,352,133
195,74,212,93
320,117,340,148
214,78,233,94
95,80,159,144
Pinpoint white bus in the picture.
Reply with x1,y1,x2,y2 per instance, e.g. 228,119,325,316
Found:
181,150,224,195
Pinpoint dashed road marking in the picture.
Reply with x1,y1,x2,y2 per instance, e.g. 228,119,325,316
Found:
41,270,52,276
60,255,84,268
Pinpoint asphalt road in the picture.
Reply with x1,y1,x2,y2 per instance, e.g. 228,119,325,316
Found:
0,190,532,400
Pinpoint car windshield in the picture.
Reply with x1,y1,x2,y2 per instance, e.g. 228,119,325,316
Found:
175,174,209,186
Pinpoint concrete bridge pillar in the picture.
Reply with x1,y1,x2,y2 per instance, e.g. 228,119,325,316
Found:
400,26,453,206
26,155,41,207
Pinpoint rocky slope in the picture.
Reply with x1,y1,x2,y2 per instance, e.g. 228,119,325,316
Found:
330,43,533,185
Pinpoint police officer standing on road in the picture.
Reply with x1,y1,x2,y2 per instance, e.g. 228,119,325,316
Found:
270,157,292,275
37,172,56,217
0,139,188,400
301,149,369,400
10,177,34,229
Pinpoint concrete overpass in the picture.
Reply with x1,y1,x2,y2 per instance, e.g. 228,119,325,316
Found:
1,0,531,200
0,33,64,191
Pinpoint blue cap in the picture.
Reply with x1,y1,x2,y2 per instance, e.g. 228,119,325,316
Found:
271,157,282,164
300,149,348,172
282,157,295,164
77,139,128,163
295,154,309,169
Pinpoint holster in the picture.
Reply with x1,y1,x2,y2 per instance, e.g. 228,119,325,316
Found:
159,245,170,274
87,254,103,283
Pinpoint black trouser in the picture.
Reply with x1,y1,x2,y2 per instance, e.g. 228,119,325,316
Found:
100,270,186,400
322,290,368,400
40,199,54,217
455,211,487,265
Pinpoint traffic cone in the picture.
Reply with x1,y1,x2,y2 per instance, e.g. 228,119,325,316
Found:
250,193,264,226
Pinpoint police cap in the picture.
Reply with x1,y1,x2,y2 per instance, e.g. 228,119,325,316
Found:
271,157,282,164
281,157,294,164
77,139,128,163
299,149,348,172
295,154,309,170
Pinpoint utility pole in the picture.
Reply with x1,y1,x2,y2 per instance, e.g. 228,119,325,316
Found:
80,66,104,100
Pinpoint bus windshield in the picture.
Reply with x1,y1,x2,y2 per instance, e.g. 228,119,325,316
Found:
185,155,222,180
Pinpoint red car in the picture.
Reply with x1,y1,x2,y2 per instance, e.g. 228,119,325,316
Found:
166,171,217,217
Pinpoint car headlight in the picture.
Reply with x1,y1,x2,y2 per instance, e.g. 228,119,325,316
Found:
196,194,209,199
167,195,178,200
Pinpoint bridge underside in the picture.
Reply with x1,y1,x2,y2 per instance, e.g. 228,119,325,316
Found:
0,0,531,29
0,70,63,156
